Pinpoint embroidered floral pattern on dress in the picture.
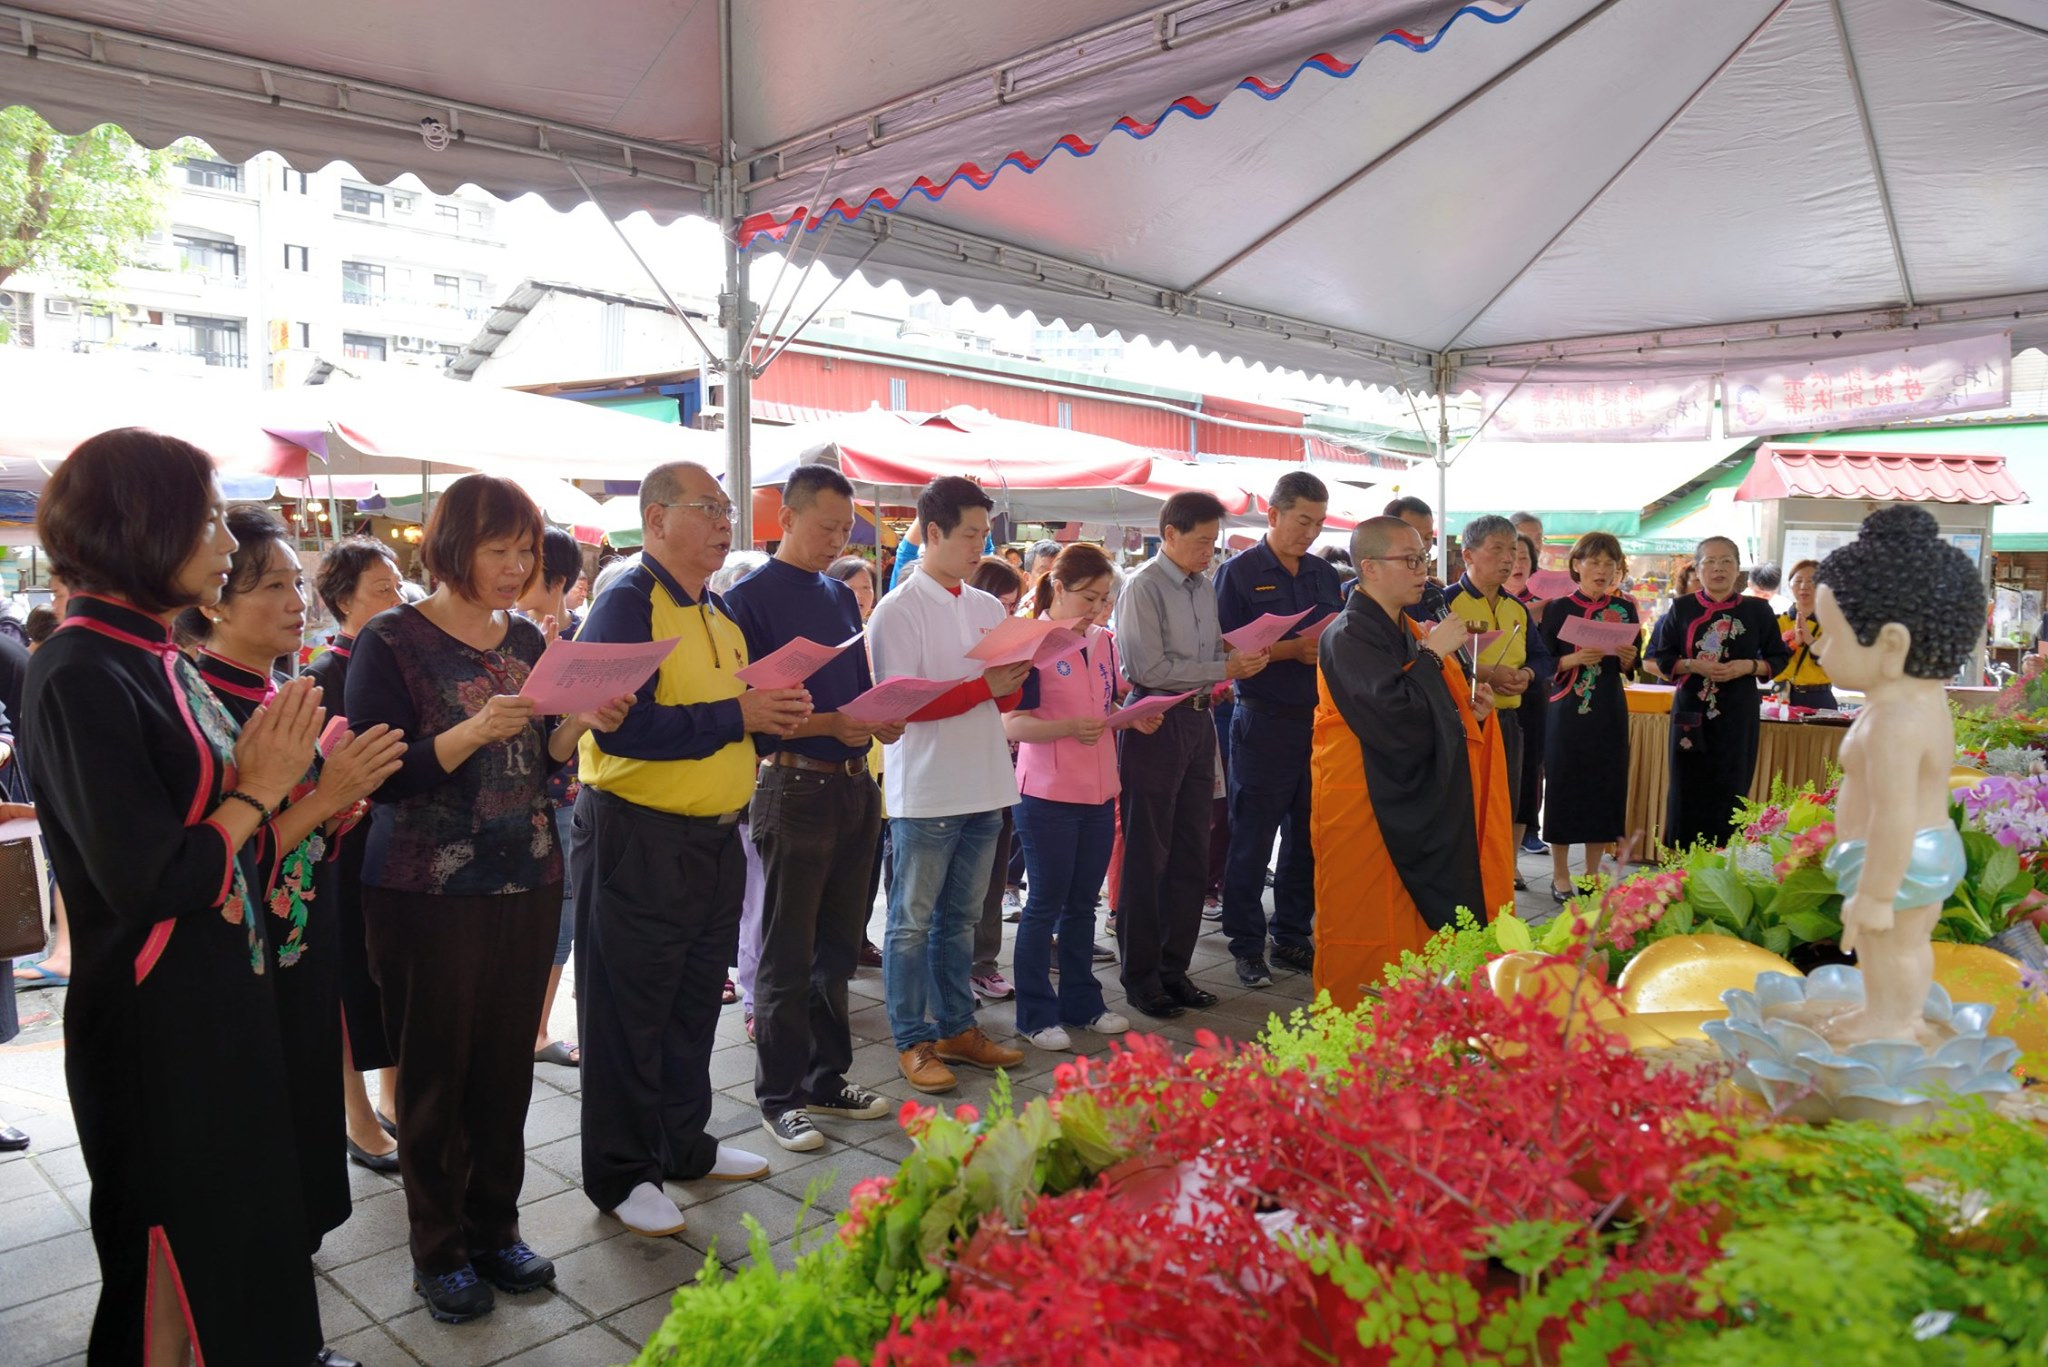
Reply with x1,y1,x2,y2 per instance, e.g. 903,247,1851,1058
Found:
175,657,264,974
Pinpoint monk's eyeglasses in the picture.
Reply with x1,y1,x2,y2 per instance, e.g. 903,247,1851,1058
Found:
1367,554,1432,572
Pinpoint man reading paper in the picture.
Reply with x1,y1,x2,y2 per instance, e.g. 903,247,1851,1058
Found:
1310,516,1515,1009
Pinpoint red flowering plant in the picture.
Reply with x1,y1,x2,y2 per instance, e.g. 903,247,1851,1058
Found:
868,977,1732,1366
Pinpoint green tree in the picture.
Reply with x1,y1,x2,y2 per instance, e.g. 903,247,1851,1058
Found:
0,105,193,300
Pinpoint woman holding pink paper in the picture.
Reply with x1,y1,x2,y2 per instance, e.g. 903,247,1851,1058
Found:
1538,533,1640,901
1001,544,1157,1049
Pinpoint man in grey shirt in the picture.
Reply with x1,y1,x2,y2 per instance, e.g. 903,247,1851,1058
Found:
1112,492,1269,1018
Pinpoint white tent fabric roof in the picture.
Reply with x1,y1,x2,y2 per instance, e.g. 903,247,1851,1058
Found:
1441,434,1752,520
4,0,2045,391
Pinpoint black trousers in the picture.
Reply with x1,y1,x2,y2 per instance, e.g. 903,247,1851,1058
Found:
750,764,881,1119
1116,706,1214,1000
1221,704,1314,961
573,787,743,1212
363,882,557,1275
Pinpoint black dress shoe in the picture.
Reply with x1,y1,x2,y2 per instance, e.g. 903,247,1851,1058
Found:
345,1136,401,1173
1164,981,1218,1010
0,1125,28,1153
1129,992,1185,1020
473,1240,556,1294
375,1111,398,1140
314,1348,362,1367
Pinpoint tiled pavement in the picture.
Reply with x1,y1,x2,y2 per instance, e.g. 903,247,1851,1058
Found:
0,850,1565,1366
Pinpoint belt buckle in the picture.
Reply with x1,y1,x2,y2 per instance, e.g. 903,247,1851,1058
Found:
843,757,868,778
719,809,742,826
1189,691,1212,712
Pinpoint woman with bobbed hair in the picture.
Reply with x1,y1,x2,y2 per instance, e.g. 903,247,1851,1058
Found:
179,506,408,1257
344,473,633,1325
23,428,368,1365
307,535,408,1165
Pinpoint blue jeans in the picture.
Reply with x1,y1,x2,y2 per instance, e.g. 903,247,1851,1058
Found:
1012,794,1114,1034
885,811,1002,1050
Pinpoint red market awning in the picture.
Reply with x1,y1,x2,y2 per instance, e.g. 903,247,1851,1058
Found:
756,406,1155,491
1735,446,2029,506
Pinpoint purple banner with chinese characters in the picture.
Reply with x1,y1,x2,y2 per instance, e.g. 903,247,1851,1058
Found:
1723,334,2011,437
1483,376,1715,442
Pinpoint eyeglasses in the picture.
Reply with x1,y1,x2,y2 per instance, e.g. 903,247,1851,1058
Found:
1367,554,1432,572
659,499,737,524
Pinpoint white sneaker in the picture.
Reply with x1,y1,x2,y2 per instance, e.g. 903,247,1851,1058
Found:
1024,1025,1072,1051
1084,1011,1131,1035
1002,888,1024,922
706,1144,771,1181
612,1181,687,1236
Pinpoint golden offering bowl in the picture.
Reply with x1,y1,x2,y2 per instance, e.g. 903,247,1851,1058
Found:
1950,765,1989,792
1616,936,1802,1016
1485,952,1624,1037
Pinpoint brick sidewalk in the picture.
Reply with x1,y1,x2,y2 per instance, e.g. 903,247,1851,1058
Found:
0,857,1562,1366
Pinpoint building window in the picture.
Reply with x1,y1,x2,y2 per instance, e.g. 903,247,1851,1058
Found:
293,322,312,348
341,261,385,306
391,191,417,214
340,185,384,217
76,306,115,342
888,378,908,411
181,157,243,191
174,232,240,279
174,315,245,367
435,203,461,227
283,244,309,272
433,274,462,307
279,167,308,194
343,333,387,362
1057,401,1073,430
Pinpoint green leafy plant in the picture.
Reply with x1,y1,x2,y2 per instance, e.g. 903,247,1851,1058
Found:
0,106,195,295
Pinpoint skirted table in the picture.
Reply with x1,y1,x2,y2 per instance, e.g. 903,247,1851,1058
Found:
1621,687,1844,858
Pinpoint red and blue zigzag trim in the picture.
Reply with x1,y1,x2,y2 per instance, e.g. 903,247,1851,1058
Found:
739,1,1525,247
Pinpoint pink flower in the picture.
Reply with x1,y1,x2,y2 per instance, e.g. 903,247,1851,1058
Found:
1772,822,1837,879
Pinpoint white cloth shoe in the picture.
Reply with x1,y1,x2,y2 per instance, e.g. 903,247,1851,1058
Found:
706,1144,770,1181
1024,1024,1072,1051
613,1182,687,1237
1084,1011,1131,1035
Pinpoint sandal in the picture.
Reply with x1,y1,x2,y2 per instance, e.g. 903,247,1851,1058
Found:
12,960,67,991
533,1040,582,1068
721,977,739,1006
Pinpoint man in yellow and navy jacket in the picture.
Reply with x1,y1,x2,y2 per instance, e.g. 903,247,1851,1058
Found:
1442,515,1539,867
569,460,812,1238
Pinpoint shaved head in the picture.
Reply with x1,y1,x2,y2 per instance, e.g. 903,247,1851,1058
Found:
1350,515,1418,564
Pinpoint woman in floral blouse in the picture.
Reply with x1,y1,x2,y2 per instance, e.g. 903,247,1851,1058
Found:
1539,533,1640,900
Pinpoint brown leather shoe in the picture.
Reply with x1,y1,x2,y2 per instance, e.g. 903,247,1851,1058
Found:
898,1042,957,1094
935,1025,1025,1071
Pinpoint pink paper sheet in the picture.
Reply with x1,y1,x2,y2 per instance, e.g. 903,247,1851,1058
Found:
839,675,961,724
1525,569,1579,599
1106,690,1194,727
1557,615,1641,653
518,635,680,713
733,632,862,688
1221,607,1315,654
967,616,1086,669
1296,611,1337,644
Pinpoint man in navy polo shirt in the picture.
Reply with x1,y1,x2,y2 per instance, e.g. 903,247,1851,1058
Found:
724,466,902,1154
1214,471,1345,987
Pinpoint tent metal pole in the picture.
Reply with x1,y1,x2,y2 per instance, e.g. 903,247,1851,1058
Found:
1435,389,1450,582
719,0,755,549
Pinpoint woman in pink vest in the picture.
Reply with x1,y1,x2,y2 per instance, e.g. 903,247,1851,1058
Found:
1003,544,1161,1049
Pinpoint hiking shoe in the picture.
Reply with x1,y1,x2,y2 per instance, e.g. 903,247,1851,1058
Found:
1270,943,1315,974
1235,955,1273,988
761,1110,825,1152
413,1264,495,1323
473,1241,554,1294
936,1025,1024,1070
808,1083,890,1119
898,1042,957,1093
970,971,1015,1002
1023,1024,1071,1051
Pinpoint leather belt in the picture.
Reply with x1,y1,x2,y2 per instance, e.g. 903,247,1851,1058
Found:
766,750,870,778
1137,689,1213,712
676,809,745,827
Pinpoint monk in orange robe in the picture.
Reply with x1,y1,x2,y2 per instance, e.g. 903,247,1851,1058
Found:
1312,516,1515,1008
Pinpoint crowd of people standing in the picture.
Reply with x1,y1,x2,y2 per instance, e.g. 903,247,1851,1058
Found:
6,422,1848,1363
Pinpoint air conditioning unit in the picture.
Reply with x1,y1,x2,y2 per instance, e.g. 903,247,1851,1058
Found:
45,299,75,318
394,334,423,350
123,304,149,321
0,292,14,309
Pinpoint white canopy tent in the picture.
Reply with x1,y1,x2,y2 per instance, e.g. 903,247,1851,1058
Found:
5,0,2046,553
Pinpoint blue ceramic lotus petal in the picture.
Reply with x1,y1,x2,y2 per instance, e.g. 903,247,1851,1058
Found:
1804,964,1866,1006
1845,1039,1932,1086
1799,1053,1884,1101
1955,1073,2022,1096
1949,1003,1995,1036
1722,988,1763,1026
1755,972,1811,1013
1921,982,1955,1025
1763,1018,1833,1060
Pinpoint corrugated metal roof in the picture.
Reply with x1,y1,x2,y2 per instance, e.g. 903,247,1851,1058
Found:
1736,447,2029,506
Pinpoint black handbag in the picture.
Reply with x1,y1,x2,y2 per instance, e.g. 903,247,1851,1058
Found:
0,837,49,961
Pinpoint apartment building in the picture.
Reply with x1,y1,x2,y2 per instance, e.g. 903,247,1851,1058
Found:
1,151,513,387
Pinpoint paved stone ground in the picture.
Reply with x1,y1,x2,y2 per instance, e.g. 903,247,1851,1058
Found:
0,848,1565,1366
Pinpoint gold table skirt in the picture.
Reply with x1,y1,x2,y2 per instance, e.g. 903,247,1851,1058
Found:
1623,715,1844,858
